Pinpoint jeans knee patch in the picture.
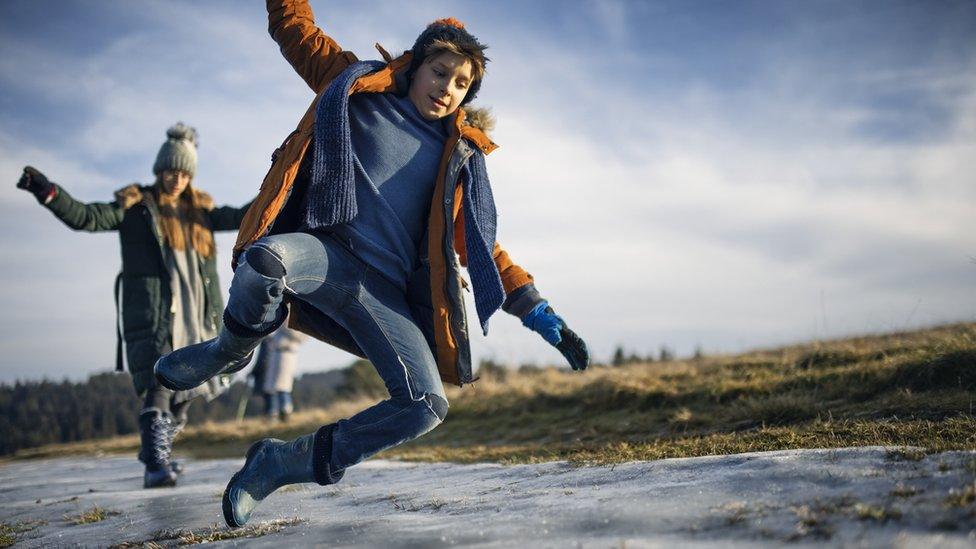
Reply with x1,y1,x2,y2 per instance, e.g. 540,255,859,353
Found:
245,245,286,278
425,393,449,422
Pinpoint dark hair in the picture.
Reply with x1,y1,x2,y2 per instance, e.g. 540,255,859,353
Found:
407,18,489,105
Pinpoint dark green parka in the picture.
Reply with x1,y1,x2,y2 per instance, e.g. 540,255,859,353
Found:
42,183,250,394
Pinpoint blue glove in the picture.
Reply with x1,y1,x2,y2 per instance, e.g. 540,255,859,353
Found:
522,301,563,345
522,302,589,371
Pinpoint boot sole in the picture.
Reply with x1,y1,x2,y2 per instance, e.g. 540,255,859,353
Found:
155,353,253,392
222,352,255,376
144,472,178,489
153,358,201,392
222,440,265,528
144,479,177,489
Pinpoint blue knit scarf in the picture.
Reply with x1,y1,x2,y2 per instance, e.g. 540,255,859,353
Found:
460,151,504,334
304,61,504,334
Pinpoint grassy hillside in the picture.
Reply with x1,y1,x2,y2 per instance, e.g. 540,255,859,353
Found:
8,323,975,465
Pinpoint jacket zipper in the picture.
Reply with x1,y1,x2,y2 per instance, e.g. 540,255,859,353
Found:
443,137,475,382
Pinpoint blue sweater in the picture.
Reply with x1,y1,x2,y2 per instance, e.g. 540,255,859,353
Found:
303,61,505,334
329,92,446,290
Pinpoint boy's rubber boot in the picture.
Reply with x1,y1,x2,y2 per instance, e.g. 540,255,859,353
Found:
222,434,316,528
223,424,344,528
154,326,263,391
138,409,178,489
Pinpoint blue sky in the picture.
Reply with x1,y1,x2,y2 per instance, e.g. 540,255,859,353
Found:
0,0,974,383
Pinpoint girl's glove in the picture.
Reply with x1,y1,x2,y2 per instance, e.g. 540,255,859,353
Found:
522,302,589,371
17,166,56,203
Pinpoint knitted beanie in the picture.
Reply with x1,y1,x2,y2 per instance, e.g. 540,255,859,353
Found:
406,18,488,106
153,123,198,177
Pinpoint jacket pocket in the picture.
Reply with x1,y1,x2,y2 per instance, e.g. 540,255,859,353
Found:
121,275,161,342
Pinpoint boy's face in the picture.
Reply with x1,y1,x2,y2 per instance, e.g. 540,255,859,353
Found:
408,51,474,121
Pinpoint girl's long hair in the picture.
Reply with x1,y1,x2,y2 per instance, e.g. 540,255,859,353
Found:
153,178,216,258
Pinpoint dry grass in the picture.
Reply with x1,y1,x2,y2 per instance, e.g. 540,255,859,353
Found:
944,483,976,508
383,323,976,464
853,503,902,522
109,518,305,547
64,506,120,525
788,504,835,540
6,403,373,462
0,520,46,548
890,483,921,498
887,447,928,462
8,323,976,466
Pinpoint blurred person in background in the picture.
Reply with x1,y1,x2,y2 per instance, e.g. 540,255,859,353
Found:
16,123,252,488
251,323,306,422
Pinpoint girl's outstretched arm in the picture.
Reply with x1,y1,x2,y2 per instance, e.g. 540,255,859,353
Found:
18,166,124,232
208,200,255,232
267,0,359,93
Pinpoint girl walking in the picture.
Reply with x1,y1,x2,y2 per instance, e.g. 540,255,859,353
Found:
17,124,251,488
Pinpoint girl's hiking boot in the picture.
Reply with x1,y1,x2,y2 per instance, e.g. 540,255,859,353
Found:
138,409,178,489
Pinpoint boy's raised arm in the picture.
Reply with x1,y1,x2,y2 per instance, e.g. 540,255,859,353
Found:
267,0,358,93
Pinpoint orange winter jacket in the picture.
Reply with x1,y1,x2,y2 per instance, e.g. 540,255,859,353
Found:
234,0,534,385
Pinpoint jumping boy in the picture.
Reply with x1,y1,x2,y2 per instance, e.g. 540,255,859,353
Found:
154,0,589,527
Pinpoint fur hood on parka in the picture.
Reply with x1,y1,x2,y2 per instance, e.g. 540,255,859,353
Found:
114,182,218,257
113,183,215,211
461,106,495,136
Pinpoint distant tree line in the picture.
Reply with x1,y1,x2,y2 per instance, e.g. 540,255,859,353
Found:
609,344,705,366
0,373,142,456
0,361,378,457
474,344,708,375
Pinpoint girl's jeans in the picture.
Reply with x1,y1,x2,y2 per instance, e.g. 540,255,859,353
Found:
226,231,448,473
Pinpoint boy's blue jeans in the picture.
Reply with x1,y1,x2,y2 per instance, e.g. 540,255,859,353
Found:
227,231,447,474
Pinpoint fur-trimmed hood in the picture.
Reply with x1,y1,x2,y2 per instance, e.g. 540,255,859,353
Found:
113,183,215,211
462,106,495,136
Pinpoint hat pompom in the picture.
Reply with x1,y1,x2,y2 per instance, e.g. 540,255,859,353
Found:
431,17,465,29
154,122,199,176
166,122,198,146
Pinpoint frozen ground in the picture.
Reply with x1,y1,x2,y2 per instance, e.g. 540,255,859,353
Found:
1,447,974,547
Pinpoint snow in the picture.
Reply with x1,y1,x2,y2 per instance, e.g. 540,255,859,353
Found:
1,447,974,547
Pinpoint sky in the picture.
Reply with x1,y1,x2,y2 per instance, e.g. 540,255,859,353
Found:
0,0,973,384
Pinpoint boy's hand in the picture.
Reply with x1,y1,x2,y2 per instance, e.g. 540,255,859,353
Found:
17,166,55,203
522,302,589,371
